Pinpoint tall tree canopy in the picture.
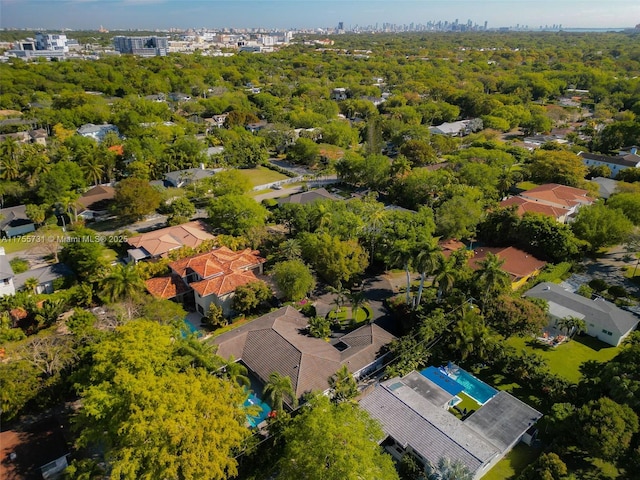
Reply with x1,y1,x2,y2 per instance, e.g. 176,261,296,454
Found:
74,320,250,480
276,395,399,480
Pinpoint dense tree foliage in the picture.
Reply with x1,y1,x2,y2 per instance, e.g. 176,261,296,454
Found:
276,395,399,480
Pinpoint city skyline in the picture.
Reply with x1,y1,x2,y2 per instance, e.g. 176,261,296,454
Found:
1,0,639,31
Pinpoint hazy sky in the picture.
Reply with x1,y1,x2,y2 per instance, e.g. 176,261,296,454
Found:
1,0,639,30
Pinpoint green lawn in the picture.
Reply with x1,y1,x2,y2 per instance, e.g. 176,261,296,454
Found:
0,235,37,254
484,444,541,480
516,181,540,191
506,335,620,383
327,305,372,326
236,166,289,187
449,392,480,419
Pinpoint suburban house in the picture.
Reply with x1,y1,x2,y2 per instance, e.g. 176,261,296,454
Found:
0,248,15,297
524,282,640,347
164,166,221,188
77,123,119,142
277,187,340,206
246,120,268,134
469,246,546,290
213,306,395,402
360,366,542,479
13,263,73,294
0,205,36,238
591,177,619,200
499,196,572,223
145,246,266,316
126,220,215,262
77,185,115,221
501,183,594,223
429,119,483,137
204,114,228,131
523,134,568,149
330,87,348,101
578,151,640,178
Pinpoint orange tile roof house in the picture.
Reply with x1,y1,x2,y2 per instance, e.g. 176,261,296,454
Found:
145,246,266,316
500,183,594,223
127,220,215,262
213,306,396,402
470,246,547,290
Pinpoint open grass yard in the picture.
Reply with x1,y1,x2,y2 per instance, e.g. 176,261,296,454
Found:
0,235,38,254
318,143,344,162
484,444,541,480
506,334,620,383
326,305,372,328
449,392,480,420
236,166,289,187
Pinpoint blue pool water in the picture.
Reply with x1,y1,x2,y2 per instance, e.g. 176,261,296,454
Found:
448,367,497,405
180,318,202,338
420,366,464,396
244,393,271,428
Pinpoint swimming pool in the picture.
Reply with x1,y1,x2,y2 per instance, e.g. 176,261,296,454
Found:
180,318,202,338
244,392,271,428
447,367,497,405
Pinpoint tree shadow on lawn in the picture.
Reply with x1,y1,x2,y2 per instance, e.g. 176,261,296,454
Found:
524,339,555,352
572,334,614,352
472,369,545,411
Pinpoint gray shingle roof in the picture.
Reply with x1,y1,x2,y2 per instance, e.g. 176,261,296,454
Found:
213,306,394,398
13,263,73,291
0,205,32,230
525,282,639,339
277,188,340,206
579,151,640,168
360,383,493,475
0,255,14,279
360,370,544,475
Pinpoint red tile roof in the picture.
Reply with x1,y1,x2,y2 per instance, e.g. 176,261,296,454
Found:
520,183,593,209
167,246,266,298
192,269,260,297
469,246,546,282
169,246,265,278
145,274,190,299
500,196,568,220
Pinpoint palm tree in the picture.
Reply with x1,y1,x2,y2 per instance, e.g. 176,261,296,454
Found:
434,255,457,302
348,289,366,322
414,240,443,309
475,252,510,309
307,316,331,339
426,457,473,480
280,238,302,261
328,365,358,403
218,356,251,388
390,239,414,306
0,138,21,180
453,309,492,362
263,371,297,412
100,263,145,303
23,277,39,295
327,281,349,313
557,316,587,339
80,150,105,186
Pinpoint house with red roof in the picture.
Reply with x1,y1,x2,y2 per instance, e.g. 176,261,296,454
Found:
469,246,547,290
145,246,266,316
500,183,594,223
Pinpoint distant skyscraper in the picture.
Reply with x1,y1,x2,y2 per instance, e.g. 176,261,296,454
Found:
338,21,344,31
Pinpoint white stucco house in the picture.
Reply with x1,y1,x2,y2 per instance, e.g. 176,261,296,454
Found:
525,282,639,347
